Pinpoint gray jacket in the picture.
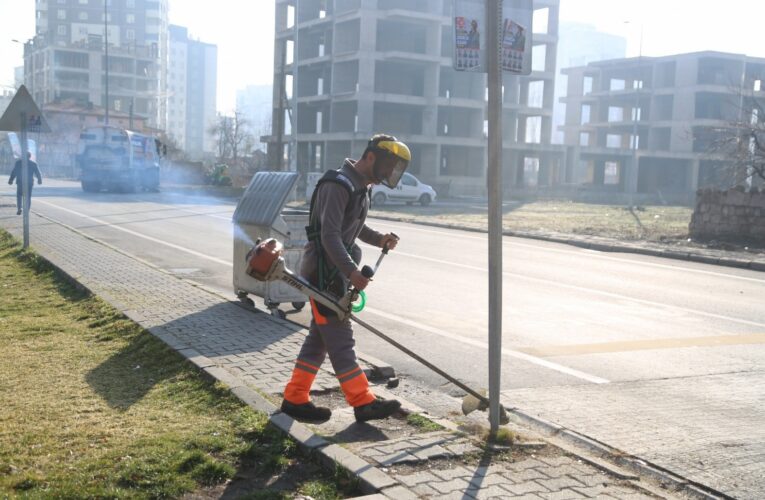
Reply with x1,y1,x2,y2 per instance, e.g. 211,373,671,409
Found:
301,159,384,289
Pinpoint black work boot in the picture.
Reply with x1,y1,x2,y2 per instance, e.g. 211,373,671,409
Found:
354,398,402,423
281,400,332,422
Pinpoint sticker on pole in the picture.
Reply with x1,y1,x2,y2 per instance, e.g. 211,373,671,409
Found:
453,0,534,75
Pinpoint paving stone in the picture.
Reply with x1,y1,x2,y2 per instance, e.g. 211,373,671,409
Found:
431,478,472,494
411,483,440,497
432,465,474,481
505,480,549,495
472,484,516,499
535,476,587,491
380,485,418,500
397,471,440,487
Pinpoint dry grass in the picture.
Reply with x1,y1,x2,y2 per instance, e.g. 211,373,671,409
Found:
368,200,693,241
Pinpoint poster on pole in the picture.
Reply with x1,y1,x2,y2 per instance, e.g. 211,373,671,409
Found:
453,0,533,75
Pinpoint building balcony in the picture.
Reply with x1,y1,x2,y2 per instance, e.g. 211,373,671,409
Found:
377,9,449,25
296,93,331,104
435,96,485,109
377,50,443,65
296,54,332,67
586,119,651,130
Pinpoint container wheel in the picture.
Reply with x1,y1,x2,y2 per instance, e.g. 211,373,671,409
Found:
291,301,305,311
271,308,286,319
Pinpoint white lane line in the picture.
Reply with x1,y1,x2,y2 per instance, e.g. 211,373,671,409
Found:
364,306,610,384
36,200,233,267
371,220,765,284
392,249,765,329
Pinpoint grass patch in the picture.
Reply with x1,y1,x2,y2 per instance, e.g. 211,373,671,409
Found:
367,200,693,242
406,413,445,432
0,231,358,499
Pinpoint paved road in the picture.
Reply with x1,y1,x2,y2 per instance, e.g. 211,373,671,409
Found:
4,179,764,498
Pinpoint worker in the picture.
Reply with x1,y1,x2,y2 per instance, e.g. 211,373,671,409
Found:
281,134,410,423
8,152,42,215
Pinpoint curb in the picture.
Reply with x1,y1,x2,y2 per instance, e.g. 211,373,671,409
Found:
506,406,733,500
368,214,765,272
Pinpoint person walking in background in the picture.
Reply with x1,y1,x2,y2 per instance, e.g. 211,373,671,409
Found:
8,152,42,215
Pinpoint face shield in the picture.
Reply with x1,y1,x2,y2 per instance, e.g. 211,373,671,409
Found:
372,139,411,188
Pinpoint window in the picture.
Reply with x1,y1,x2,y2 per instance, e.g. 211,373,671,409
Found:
126,29,135,40
57,25,67,35
79,11,88,20
57,9,66,19
604,162,620,185
402,173,416,186
79,0,89,4
126,0,135,7
581,104,591,124
126,14,135,24
583,76,593,94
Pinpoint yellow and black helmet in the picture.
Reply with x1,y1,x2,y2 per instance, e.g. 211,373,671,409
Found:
367,134,411,188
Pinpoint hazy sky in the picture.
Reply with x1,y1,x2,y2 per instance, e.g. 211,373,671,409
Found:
1,0,764,112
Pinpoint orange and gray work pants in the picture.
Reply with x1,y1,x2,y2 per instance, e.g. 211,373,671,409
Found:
283,298,376,408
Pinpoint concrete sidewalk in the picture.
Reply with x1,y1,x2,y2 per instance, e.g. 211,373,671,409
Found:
0,204,718,499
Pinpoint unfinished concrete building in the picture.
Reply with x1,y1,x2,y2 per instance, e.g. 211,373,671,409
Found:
264,0,562,197
561,51,765,204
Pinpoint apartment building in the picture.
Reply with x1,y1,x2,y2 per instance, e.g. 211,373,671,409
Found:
264,0,562,197
561,51,765,203
24,0,169,129
168,25,218,159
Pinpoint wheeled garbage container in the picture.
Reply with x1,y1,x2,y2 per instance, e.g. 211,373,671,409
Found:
232,171,308,317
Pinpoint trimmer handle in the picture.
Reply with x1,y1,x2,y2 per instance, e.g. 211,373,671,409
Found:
382,232,399,254
361,265,375,278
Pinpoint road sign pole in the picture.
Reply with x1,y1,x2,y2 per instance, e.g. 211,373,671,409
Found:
487,0,504,438
20,111,30,249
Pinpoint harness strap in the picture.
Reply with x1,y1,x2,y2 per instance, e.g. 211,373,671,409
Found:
306,168,369,293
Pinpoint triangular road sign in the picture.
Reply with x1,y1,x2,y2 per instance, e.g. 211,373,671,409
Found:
0,85,51,133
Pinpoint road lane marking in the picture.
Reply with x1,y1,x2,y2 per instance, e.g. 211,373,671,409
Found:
364,307,610,384
517,333,765,357
371,220,765,284
36,200,233,267
391,249,765,330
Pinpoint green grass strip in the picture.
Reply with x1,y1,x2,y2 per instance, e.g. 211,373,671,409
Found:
0,231,355,499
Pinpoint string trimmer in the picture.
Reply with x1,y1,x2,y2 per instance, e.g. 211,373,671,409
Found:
245,238,509,424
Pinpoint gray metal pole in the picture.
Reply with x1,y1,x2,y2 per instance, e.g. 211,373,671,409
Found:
486,0,504,437
104,0,110,126
20,112,30,249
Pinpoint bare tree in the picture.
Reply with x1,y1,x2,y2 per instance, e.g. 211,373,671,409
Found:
707,89,765,189
208,110,254,165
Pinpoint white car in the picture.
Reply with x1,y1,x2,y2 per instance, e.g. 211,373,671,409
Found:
371,172,437,207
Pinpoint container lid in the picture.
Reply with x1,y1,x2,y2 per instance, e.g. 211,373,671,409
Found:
232,171,299,227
